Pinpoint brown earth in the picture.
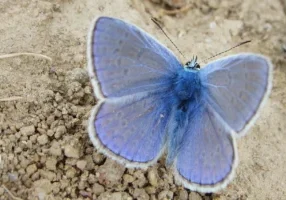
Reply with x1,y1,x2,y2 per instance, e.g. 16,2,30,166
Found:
0,0,286,199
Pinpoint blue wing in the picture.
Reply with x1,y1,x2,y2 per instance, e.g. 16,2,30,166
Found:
199,54,272,136
89,93,171,168
88,17,180,98
174,103,237,193
87,17,181,167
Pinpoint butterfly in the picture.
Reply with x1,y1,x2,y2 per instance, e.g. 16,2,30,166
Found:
87,16,272,193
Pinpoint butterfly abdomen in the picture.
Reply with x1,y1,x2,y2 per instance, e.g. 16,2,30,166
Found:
166,68,203,165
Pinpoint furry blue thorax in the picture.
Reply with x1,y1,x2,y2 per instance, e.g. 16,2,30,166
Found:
166,67,202,165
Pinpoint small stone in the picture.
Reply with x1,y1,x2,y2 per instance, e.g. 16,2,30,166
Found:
88,174,96,184
55,125,66,138
178,190,188,200
98,192,132,200
37,134,49,145
133,188,150,200
64,145,80,158
66,68,89,85
46,115,55,125
46,157,57,171
52,182,61,194
158,190,173,200
282,43,286,52
0,187,4,195
92,183,105,195
98,159,125,186
20,125,35,136
93,152,105,164
133,170,147,188
123,174,135,184
26,164,37,176
145,186,156,194
49,142,62,156
74,54,84,63
84,155,95,170
40,170,56,181
189,192,202,200
33,179,52,194
147,169,158,187
8,172,18,182
163,0,187,8
76,160,87,170
55,93,63,102
47,129,54,136
66,167,77,178
37,128,46,134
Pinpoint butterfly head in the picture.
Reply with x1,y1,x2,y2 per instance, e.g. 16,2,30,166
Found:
184,56,200,71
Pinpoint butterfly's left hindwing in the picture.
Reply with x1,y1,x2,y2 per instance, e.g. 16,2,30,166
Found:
174,102,237,193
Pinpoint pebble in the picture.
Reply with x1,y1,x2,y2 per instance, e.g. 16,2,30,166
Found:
76,160,87,170
92,183,105,195
145,186,156,194
37,134,49,145
158,190,174,200
47,129,54,136
97,159,125,186
46,115,55,125
49,142,62,156
26,164,37,176
93,152,105,164
147,168,158,187
133,170,147,187
133,188,150,200
64,145,80,158
66,68,89,85
46,157,57,171
20,125,35,136
98,192,132,200
0,187,4,195
40,170,56,181
33,179,52,194
163,0,187,8
189,192,202,200
178,190,188,200
66,167,77,178
55,125,67,138
8,172,18,182
55,92,63,102
123,174,135,184
84,155,95,170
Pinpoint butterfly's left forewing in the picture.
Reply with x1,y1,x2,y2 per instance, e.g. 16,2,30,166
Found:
199,54,272,136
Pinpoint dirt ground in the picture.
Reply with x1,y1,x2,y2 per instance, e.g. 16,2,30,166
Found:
0,0,286,199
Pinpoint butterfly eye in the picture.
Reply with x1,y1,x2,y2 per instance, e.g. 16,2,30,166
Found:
184,57,200,70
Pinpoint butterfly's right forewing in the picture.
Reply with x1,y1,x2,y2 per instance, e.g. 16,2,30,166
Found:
89,17,180,98
88,17,181,168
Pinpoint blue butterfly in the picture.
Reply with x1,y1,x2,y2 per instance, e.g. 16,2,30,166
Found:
87,17,272,193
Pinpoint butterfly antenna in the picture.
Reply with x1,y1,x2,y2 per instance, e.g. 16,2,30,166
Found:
201,40,251,63
151,17,187,61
